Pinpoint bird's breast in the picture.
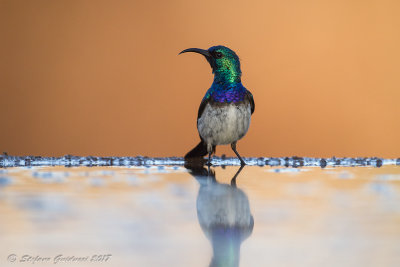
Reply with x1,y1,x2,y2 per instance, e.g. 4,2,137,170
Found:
197,101,251,146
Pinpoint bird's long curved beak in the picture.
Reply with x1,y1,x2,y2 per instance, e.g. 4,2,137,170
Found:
179,48,211,59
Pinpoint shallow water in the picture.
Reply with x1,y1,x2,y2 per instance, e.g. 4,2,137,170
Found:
0,164,400,266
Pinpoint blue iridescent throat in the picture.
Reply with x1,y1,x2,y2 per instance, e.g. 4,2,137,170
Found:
203,82,247,103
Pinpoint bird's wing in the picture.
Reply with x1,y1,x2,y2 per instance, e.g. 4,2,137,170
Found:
246,90,255,114
197,95,210,120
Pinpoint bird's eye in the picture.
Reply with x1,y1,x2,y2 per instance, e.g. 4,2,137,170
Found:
214,52,223,59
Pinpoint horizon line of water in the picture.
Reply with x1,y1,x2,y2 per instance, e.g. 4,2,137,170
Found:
1,155,399,168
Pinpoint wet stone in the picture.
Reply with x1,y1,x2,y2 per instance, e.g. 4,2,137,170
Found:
0,155,394,168
320,159,327,168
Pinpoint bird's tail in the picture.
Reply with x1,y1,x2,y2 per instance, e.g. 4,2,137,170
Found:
184,140,208,159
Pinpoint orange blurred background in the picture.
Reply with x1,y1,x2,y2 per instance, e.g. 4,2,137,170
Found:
1,0,399,157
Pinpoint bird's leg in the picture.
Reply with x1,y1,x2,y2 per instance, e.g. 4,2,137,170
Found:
207,151,212,166
207,143,213,166
206,166,216,183
230,164,245,187
231,142,246,166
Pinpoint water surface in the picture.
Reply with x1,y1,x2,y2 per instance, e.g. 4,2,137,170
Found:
0,164,399,266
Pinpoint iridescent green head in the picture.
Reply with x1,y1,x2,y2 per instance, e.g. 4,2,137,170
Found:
179,45,242,84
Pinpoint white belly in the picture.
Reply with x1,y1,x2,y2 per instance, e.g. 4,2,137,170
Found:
197,103,251,146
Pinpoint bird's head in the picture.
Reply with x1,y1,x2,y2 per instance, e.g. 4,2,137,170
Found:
179,45,242,84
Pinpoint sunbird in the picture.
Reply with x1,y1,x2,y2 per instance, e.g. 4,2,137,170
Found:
180,46,255,165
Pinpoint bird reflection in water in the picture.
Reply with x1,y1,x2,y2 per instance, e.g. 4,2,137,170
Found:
185,164,254,267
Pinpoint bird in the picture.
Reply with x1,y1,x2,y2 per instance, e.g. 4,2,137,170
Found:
185,164,254,267
179,45,255,165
